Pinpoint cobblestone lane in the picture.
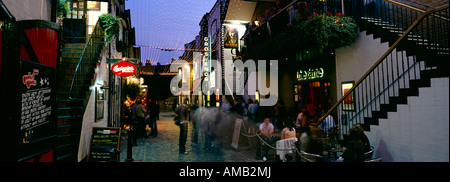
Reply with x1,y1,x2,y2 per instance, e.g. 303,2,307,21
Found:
119,112,261,162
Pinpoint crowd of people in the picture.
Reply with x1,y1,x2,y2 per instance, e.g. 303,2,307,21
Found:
171,95,371,162
123,94,372,162
122,95,160,139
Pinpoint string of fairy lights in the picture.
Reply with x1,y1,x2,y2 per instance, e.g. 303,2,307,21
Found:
126,0,218,66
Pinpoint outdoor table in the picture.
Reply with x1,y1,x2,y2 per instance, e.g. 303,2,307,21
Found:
276,138,298,162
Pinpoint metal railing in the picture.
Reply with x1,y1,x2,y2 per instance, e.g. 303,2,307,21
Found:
345,0,449,50
69,20,104,102
318,3,449,137
242,0,345,47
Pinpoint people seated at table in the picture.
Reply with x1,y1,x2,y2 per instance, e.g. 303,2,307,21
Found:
258,117,281,161
281,121,296,140
340,128,366,162
277,121,298,162
352,124,372,153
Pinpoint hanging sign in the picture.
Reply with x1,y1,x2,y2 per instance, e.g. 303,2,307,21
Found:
112,61,136,77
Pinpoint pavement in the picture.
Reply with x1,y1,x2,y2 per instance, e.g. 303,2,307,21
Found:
119,111,262,162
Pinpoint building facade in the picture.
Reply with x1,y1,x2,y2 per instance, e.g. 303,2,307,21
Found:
0,0,136,162
240,0,449,162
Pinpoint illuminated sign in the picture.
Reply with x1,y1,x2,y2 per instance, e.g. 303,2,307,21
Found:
112,61,136,77
203,37,211,76
296,68,324,81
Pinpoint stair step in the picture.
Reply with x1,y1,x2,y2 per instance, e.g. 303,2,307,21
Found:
62,47,84,53
354,15,448,135
362,118,376,131
64,43,86,49
389,96,408,105
61,52,83,58
372,110,388,119
380,103,397,112
399,87,419,97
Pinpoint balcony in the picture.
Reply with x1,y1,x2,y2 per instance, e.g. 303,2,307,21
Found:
241,0,356,60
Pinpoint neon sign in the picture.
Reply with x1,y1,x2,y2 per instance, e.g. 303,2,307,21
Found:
297,68,324,81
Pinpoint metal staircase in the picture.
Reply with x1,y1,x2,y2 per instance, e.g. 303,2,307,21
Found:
319,0,449,137
55,21,104,162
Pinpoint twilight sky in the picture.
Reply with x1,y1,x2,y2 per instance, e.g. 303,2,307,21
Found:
126,0,217,65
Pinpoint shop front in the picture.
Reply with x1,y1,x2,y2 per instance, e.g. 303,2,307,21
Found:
292,49,336,121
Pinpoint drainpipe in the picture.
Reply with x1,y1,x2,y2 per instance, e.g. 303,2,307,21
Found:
108,0,112,127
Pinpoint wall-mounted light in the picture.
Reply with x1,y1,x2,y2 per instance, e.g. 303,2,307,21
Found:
255,90,260,102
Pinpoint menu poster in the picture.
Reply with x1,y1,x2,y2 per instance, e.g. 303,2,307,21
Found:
88,127,121,162
19,60,56,144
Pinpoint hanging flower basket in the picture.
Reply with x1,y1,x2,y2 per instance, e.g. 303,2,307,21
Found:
99,13,121,43
303,12,358,49
247,12,358,60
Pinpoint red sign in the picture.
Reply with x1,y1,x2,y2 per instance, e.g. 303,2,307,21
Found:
112,61,136,77
22,69,39,89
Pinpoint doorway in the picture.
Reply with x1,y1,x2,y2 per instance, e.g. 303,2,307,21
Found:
294,80,331,121
63,0,87,43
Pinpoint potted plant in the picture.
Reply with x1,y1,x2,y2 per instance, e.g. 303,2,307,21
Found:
304,12,358,49
56,0,70,25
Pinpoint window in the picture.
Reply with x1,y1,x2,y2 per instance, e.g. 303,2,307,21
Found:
87,1,100,10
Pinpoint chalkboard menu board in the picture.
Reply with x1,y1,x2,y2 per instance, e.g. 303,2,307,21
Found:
19,60,56,144
88,127,122,162
0,20,59,162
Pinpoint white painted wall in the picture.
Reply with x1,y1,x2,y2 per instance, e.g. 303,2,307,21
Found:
335,30,449,162
366,77,449,162
77,17,126,162
3,0,52,21
335,30,389,99
87,2,109,34
77,48,110,162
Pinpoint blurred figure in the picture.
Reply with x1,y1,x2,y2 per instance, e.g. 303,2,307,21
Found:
319,109,335,136
230,99,244,116
221,97,231,112
247,99,254,121
132,98,147,138
295,108,308,138
203,108,218,151
190,102,200,147
300,124,323,156
148,99,160,137
274,100,288,131
176,100,190,154
341,128,365,162
251,100,260,123
122,96,134,128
